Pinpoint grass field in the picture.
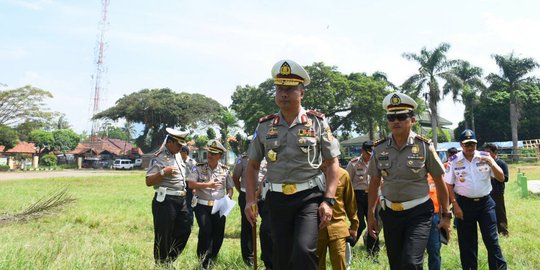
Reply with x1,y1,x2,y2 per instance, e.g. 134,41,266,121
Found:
1,165,539,270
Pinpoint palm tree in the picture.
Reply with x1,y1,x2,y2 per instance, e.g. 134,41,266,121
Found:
121,121,136,142
216,109,240,164
486,53,539,161
401,43,462,148
443,60,486,131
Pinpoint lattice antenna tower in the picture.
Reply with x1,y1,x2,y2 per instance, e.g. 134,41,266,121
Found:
90,0,110,137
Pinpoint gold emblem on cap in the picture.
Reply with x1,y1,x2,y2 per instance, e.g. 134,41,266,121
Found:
465,130,473,138
280,62,291,75
390,94,401,105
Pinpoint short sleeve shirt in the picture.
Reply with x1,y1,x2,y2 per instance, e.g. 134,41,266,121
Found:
232,154,249,189
187,162,233,201
346,156,370,190
146,149,187,191
367,131,444,202
247,108,341,184
444,150,494,198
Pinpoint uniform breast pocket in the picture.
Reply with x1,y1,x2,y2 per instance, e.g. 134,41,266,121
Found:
297,137,317,153
377,160,392,170
477,165,491,177
407,159,425,174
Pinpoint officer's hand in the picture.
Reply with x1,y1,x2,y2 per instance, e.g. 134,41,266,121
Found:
438,216,452,240
318,202,333,229
244,202,258,227
453,203,464,220
367,213,379,239
349,229,357,242
208,179,223,190
163,166,175,176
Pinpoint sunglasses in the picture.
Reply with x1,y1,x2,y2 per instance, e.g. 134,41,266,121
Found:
386,113,410,122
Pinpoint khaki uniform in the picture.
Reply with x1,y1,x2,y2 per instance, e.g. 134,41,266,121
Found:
367,131,444,202
248,108,340,183
188,162,233,202
147,149,187,191
317,167,359,270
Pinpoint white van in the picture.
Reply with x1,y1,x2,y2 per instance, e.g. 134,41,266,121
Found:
113,159,134,170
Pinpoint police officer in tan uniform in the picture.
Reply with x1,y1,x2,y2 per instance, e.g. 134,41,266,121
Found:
346,140,380,257
244,59,341,270
145,128,191,266
366,92,452,269
187,140,234,269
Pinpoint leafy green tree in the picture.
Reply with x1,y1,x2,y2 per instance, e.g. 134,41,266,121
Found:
486,53,539,161
402,43,462,149
104,127,129,141
15,120,48,142
28,130,54,151
444,60,486,131
55,114,71,130
230,81,275,135
93,88,224,152
0,85,54,126
40,153,58,167
0,124,18,151
122,121,136,141
195,135,209,150
52,129,80,154
207,128,217,140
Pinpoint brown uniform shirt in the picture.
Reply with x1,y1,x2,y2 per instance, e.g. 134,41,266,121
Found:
367,131,444,202
319,167,359,240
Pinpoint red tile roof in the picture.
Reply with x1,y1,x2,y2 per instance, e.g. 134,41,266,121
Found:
69,137,144,156
0,141,38,154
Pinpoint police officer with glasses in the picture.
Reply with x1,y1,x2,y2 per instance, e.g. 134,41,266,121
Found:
445,129,506,270
146,128,192,266
366,92,451,270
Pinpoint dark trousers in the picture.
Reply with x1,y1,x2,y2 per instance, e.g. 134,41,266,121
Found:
490,192,508,235
259,199,273,269
455,195,507,270
426,213,441,270
194,204,226,267
266,187,322,270
381,199,433,270
152,194,192,264
354,190,380,255
238,191,254,264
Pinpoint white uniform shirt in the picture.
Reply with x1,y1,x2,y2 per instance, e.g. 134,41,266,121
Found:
444,150,495,198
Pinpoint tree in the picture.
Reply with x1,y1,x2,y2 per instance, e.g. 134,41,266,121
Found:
28,130,54,151
230,81,276,135
0,85,54,126
216,109,240,164
55,114,71,130
52,129,80,154
207,128,217,140
402,43,462,149
122,121,136,141
0,124,18,151
486,53,539,161
444,60,486,131
93,88,224,152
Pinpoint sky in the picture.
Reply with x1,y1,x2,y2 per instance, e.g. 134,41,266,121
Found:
2,0,540,135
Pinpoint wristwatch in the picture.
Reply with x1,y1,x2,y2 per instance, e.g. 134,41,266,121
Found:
159,169,165,176
442,212,453,219
322,197,336,207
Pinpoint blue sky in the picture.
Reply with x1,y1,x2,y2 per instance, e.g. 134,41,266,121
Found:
2,0,540,134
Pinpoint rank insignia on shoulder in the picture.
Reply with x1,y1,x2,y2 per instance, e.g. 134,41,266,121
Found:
415,134,432,144
259,114,277,123
373,138,387,146
448,154,458,162
307,110,325,119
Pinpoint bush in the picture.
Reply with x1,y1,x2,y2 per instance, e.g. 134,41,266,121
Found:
0,165,10,171
40,153,58,167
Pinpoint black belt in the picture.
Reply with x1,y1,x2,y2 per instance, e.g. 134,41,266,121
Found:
456,193,489,202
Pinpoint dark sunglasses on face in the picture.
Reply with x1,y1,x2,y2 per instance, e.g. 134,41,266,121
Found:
386,113,410,122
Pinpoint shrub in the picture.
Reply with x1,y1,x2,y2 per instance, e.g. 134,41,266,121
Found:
0,165,10,171
40,153,58,167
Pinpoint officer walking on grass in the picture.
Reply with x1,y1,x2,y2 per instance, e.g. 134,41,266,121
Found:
366,92,452,270
445,130,507,270
244,59,341,270
145,128,192,266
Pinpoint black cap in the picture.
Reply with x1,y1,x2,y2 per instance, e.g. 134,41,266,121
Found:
447,147,458,155
362,140,374,151
180,145,189,153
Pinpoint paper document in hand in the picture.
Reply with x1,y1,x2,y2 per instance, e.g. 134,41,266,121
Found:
211,196,236,217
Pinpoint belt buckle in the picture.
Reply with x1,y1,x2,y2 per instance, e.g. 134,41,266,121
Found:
207,200,214,206
473,198,480,202
282,183,297,195
390,202,404,211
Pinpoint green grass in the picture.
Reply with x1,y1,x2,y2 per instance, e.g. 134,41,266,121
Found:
1,165,539,269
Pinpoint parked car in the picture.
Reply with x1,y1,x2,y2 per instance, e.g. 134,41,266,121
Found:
134,158,142,168
113,159,134,170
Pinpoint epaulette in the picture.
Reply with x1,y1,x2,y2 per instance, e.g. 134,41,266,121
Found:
259,114,277,123
448,154,458,162
307,110,325,119
373,138,387,146
415,134,432,144
480,151,490,156
350,157,360,162
153,149,163,157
